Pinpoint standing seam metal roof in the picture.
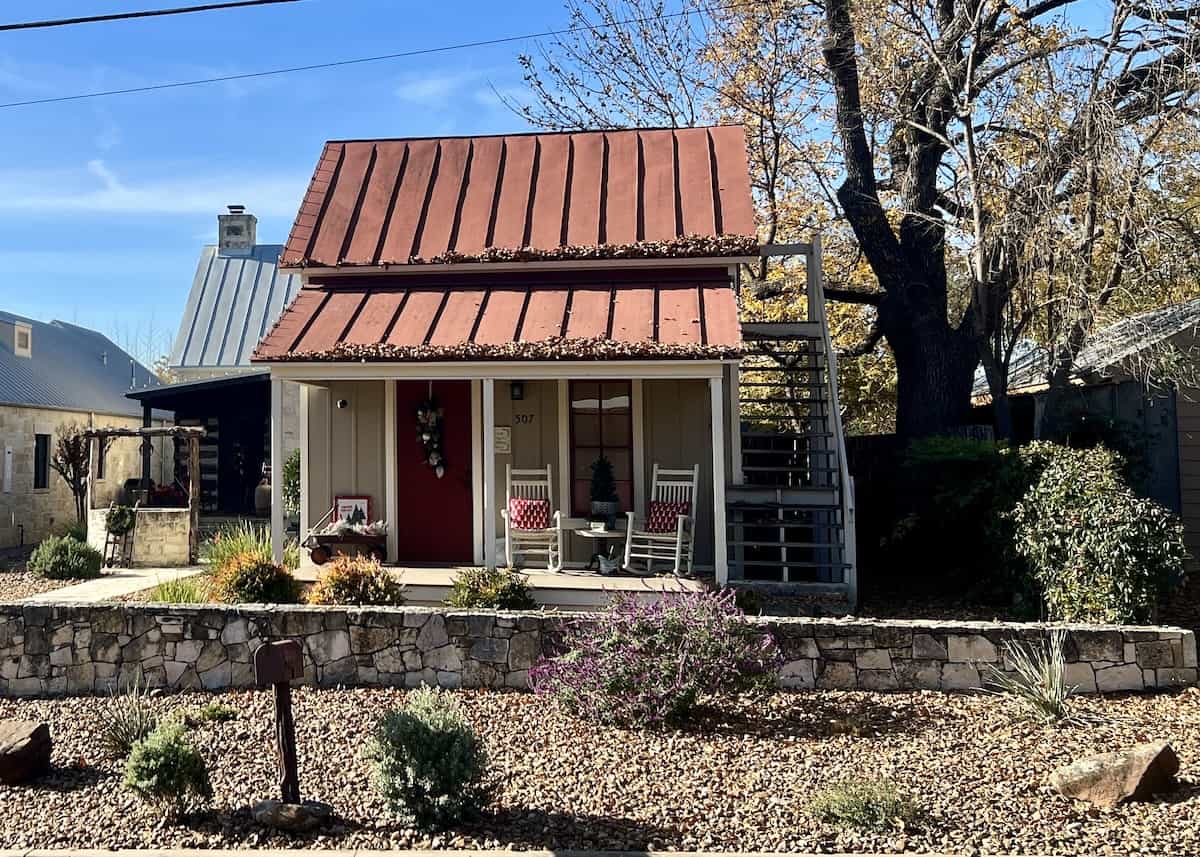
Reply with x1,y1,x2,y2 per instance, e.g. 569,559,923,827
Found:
170,244,303,369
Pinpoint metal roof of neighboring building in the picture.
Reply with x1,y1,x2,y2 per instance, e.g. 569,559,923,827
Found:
252,270,742,362
170,244,302,370
280,126,758,269
0,310,158,417
972,297,1200,398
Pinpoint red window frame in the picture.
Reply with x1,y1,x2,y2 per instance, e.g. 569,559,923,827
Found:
568,380,634,517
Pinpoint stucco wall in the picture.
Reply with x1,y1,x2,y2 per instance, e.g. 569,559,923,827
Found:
0,603,1192,698
0,407,171,549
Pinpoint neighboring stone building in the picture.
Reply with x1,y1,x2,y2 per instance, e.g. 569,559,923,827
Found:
128,206,303,517
0,311,170,549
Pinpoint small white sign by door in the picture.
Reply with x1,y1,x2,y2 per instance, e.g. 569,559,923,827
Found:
494,426,512,455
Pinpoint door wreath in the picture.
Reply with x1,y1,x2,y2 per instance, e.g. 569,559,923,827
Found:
415,397,447,478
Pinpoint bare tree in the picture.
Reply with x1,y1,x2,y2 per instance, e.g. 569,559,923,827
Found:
50,423,100,527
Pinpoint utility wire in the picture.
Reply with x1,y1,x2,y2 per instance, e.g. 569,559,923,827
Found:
0,0,302,32
0,1,740,109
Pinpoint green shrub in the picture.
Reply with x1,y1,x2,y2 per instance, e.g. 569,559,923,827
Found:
123,722,213,816
1012,443,1187,623
808,780,919,833
307,555,405,605
97,670,158,759
63,522,88,543
283,449,301,517
367,687,488,830
105,505,137,536
188,702,238,725
147,575,211,603
447,566,536,609
211,551,300,604
986,629,1076,723
202,520,300,573
28,535,103,580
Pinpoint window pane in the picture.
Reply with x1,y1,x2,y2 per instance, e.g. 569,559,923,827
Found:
607,448,632,481
600,382,631,413
574,448,602,480
601,413,631,447
34,434,49,490
571,382,601,414
572,413,601,447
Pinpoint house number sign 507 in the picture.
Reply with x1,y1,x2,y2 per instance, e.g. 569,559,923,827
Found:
514,414,535,425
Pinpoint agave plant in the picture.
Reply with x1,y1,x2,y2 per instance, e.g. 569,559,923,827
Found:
985,629,1078,724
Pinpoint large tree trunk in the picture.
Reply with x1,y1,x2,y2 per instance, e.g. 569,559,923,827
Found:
881,304,977,437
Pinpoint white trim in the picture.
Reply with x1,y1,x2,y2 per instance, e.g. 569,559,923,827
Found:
299,384,310,535
556,380,570,526
292,255,757,278
270,377,285,564
632,378,646,518
482,379,497,570
709,376,728,585
384,381,399,563
471,379,484,565
727,363,743,485
266,360,729,382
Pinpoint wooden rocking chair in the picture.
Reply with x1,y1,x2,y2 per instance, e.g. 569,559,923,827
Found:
500,465,564,571
623,464,699,576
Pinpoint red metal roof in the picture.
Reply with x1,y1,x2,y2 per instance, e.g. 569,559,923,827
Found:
252,274,742,362
280,126,757,268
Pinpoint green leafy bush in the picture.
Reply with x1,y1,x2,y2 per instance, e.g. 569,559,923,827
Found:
97,671,158,759
283,449,301,517
105,505,137,536
307,556,405,605
123,722,213,816
211,551,300,604
531,590,781,728
187,702,238,725
986,629,1076,723
808,780,919,833
447,566,536,609
1011,443,1186,623
367,687,488,830
63,522,88,543
147,575,211,603
28,535,103,580
202,520,299,573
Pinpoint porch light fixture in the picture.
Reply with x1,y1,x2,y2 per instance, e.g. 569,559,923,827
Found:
336,399,350,410
510,381,525,401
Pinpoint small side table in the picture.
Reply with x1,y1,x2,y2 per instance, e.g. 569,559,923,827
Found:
573,526,626,573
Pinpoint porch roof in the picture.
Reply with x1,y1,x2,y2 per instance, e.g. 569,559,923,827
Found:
251,274,742,363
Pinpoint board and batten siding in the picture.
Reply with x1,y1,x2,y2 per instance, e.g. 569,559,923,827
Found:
303,381,387,537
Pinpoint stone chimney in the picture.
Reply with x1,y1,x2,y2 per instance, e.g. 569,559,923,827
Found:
218,204,256,256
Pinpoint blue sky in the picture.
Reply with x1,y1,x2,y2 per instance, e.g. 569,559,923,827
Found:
0,0,550,362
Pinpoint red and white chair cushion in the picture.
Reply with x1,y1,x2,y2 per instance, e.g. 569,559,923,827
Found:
645,500,690,533
507,497,551,530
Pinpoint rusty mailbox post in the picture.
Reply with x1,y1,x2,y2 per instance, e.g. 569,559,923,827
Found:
253,639,305,805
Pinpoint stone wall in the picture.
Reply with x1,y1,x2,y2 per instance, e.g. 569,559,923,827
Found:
0,604,1193,697
86,508,191,568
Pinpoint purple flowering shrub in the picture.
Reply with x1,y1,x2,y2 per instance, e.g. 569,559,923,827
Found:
530,589,781,728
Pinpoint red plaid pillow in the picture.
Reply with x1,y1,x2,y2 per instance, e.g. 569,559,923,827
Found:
646,500,690,533
508,497,551,530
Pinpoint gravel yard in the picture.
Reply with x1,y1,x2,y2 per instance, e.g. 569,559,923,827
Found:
0,686,1196,855
0,547,67,601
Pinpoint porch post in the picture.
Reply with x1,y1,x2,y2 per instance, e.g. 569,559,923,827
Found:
270,377,285,565
482,379,497,570
384,381,399,563
140,403,153,493
709,376,729,585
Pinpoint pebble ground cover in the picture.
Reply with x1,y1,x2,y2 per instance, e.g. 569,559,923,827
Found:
0,686,1196,855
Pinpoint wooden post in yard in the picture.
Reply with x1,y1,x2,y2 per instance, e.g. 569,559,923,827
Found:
188,436,200,564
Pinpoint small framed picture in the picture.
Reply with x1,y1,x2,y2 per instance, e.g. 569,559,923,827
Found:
335,495,372,525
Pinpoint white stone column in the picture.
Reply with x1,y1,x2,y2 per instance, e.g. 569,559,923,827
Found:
709,376,729,585
270,376,285,565
482,378,497,570
384,381,399,563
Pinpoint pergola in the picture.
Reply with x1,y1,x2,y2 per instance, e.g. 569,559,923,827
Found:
82,425,206,562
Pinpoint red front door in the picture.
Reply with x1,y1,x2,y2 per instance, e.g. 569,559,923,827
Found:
393,380,474,564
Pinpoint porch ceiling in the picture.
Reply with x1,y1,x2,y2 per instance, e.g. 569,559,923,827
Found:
252,277,742,363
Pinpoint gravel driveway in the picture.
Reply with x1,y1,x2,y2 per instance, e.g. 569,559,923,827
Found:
0,686,1196,854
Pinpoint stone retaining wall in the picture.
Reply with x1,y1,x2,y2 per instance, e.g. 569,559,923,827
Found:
0,603,1194,697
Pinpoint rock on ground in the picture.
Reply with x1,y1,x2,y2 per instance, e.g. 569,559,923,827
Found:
0,720,51,784
1051,741,1180,808
252,799,333,832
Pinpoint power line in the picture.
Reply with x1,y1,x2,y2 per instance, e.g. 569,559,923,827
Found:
0,2,738,110
0,0,302,32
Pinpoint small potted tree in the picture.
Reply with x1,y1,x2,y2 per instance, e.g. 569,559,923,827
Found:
588,455,620,531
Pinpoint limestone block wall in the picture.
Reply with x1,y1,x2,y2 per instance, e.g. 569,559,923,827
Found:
86,508,191,568
0,605,1193,698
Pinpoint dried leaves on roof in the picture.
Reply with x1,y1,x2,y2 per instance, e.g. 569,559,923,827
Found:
253,337,741,363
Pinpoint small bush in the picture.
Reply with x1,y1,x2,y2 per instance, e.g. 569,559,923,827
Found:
188,702,238,725
808,780,919,833
986,629,1076,724
447,567,536,610
367,687,488,830
28,535,103,580
307,556,405,606
202,520,300,573
1012,443,1187,623
97,671,158,759
123,722,213,816
211,551,300,604
147,575,211,603
63,522,88,543
283,448,301,517
531,590,781,728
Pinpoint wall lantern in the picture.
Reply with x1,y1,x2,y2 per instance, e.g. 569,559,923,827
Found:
510,381,525,401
